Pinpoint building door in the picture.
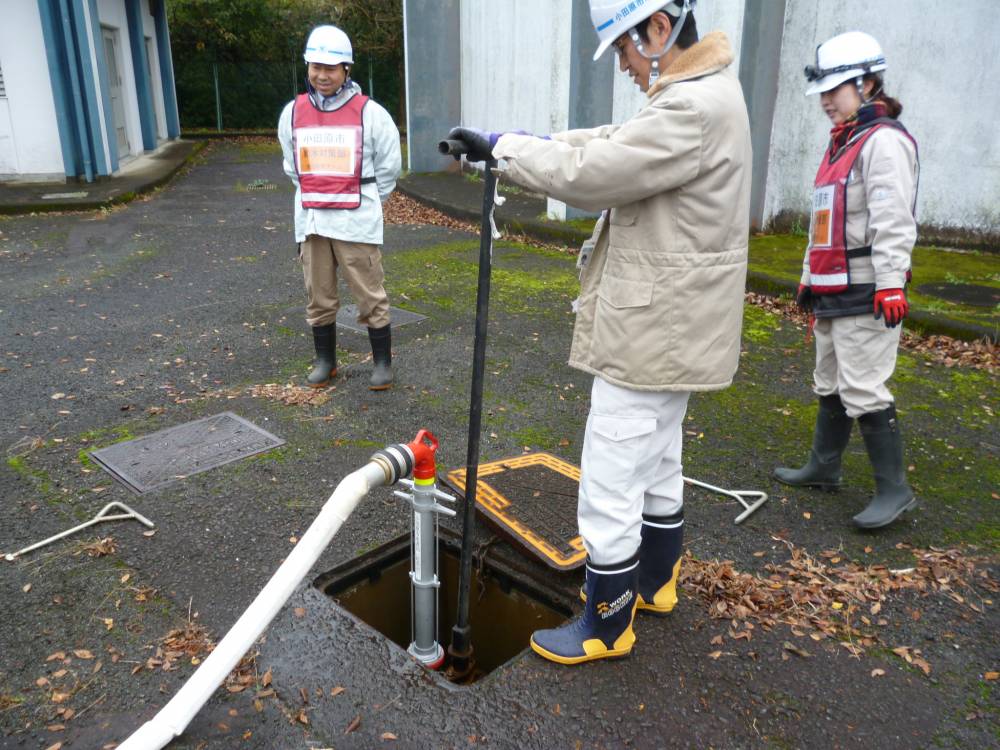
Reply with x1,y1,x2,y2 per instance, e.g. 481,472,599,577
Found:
102,27,130,156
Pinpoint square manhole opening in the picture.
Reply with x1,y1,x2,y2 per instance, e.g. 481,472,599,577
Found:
314,532,572,683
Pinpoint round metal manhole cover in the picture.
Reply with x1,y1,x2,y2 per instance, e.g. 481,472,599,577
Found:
915,283,999,307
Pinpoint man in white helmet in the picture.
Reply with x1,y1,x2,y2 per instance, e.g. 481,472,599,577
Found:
278,25,401,391
774,31,920,530
448,0,751,665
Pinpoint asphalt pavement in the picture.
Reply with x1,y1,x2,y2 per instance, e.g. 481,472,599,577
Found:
0,141,996,749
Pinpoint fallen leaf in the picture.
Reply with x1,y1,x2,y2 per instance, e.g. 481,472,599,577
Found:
802,512,811,520
73,649,94,660
344,715,361,734
261,668,272,687
22,583,31,593
43,743,63,750
297,710,309,725
710,635,723,645
330,686,345,697
381,732,398,741
708,650,723,660
103,618,114,631
46,652,66,662
871,669,885,677
46,724,66,732
293,607,306,618
783,642,811,658
985,672,999,681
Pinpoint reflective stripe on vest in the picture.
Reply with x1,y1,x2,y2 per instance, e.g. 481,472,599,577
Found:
292,92,369,210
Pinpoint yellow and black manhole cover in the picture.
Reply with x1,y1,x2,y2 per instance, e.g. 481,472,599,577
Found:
445,453,585,571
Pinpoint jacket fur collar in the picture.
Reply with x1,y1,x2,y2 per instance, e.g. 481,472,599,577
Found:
647,31,734,98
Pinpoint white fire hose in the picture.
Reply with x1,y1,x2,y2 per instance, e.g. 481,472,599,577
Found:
117,437,424,750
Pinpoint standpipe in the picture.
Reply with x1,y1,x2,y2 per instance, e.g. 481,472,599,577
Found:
393,430,456,668
117,432,433,750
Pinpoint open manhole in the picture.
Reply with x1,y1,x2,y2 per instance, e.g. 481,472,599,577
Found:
314,531,571,682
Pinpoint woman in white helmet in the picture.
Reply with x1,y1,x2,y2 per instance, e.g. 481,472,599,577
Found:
278,25,402,391
449,0,751,665
773,31,919,529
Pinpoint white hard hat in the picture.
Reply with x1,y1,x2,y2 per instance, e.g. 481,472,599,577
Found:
590,0,695,62
304,25,353,66
804,31,886,96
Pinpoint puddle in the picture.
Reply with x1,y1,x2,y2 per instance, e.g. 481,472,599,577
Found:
315,533,570,682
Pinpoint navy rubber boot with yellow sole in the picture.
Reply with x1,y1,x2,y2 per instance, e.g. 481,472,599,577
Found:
635,511,684,615
531,555,638,665
580,512,684,615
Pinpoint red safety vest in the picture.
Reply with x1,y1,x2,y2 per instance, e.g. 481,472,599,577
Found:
292,92,368,209
807,122,914,295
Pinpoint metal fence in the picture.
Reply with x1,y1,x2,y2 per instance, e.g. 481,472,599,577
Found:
174,56,402,131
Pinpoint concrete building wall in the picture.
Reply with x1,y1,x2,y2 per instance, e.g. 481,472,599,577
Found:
763,0,1000,236
460,0,573,136
0,2,64,179
141,4,167,140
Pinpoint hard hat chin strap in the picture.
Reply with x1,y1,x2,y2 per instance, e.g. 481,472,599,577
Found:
626,0,692,86
854,75,883,106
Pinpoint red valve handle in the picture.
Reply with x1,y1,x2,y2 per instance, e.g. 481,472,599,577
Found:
407,429,438,480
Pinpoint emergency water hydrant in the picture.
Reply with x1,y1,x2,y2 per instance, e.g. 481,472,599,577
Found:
393,430,456,668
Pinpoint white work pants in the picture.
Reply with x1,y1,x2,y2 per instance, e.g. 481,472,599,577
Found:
813,315,901,417
578,377,690,565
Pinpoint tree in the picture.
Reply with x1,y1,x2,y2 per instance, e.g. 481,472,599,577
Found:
166,0,404,129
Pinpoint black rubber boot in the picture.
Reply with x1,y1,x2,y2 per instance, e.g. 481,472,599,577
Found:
306,323,336,388
773,394,854,490
853,404,916,529
368,325,393,391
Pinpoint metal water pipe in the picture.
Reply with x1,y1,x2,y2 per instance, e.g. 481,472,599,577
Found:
393,431,455,668
116,432,433,750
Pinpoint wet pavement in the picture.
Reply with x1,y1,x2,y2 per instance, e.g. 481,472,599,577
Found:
0,142,996,749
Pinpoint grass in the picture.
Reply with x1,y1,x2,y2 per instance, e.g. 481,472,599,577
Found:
747,235,1000,330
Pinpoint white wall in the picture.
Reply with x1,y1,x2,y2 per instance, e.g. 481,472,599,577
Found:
0,2,64,179
612,0,745,123
460,0,573,135
764,0,1000,233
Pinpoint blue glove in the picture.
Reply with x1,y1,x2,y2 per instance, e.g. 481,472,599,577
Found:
446,127,500,163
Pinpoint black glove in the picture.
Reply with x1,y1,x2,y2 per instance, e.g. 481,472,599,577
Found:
795,283,813,311
446,127,499,163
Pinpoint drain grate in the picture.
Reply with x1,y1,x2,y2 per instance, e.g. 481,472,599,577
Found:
245,179,276,191
445,453,585,571
89,412,285,494
335,304,427,333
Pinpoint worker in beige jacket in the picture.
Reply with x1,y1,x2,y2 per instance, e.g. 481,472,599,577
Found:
448,0,750,665
773,32,919,531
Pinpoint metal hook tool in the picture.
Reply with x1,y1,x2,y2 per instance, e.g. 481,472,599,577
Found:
4,501,155,561
683,476,768,525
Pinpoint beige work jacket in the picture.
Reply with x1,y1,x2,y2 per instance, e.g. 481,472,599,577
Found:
494,32,751,391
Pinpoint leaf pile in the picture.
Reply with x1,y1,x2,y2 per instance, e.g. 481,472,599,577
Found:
383,193,476,233
681,540,995,661
248,383,331,407
745,291,998,372
138,622,215,674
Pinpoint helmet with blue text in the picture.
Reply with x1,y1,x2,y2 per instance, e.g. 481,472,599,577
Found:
589,0,696,85
303,25,353,66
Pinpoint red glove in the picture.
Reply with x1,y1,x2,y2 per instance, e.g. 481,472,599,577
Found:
873,288,908,328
